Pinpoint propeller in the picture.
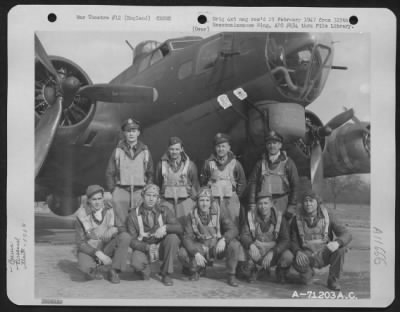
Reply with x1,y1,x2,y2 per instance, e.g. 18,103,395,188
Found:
34,35,158,177
309,108,355,188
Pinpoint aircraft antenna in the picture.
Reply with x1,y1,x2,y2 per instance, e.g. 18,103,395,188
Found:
125,40,135,63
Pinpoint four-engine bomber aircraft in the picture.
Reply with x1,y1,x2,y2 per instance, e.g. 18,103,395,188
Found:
35,32,370,216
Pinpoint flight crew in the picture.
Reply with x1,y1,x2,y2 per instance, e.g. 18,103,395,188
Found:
178,187,241,287
105,118,154,232
75,185,132,283
126,184,182,286
248,130,299,219
289,190,352,291
200,133,247,226
155,136,200,220
238,190,292,283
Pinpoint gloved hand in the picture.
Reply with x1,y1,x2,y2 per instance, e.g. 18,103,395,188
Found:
95,250,112,266
249,243,261,262
327,241,340,252
194,252,208,267
296,250,309,267
216,238,226,255
262,251,274,269
153,225,167,239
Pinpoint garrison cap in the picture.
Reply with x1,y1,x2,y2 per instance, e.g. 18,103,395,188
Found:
86,185,104,199
214,133,231,146
265,130,283,143
256,190,273,201
121,118,141,131
303,189,318,201
168,136,183,147
197,187,213,199
141,183,160,196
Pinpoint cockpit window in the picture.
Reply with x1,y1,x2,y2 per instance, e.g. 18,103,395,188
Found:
150,49,163,66
138,54,151,73
195,37,221,74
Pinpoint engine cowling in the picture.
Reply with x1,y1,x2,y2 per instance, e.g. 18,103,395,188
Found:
323,122,370,177
35,56,96,144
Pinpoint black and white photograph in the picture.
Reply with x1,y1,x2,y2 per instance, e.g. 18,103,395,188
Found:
7,6,395,307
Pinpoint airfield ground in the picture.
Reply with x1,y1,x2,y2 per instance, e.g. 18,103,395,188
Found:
34,203,370,301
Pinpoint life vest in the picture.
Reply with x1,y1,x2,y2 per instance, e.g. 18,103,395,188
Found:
161,157,190,200
115,146,149,186
247,207,282,243
296,206,330,252
259,152,289,195
76,205,115,248
136,207,164,241
191,204,221,241
209,158,236,198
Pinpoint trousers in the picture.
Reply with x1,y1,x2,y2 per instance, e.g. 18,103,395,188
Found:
77,232,132,273
130,234,180,276
291,246,346,281
178,238,240,275
112,186,143,228
214,193,241,227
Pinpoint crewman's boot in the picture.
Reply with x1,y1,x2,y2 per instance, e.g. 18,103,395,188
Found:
275,266,289,284
86,267,103,281
109,268,120,284
162,273,174,286
248,269,258,283
299,268,314,285
227,274,239,287
327,277,341,291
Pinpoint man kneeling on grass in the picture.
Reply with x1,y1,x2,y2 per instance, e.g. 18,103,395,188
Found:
126,184,182,286
289,190,352,291
75,185,131,283
178,187,241,287
238,190,292,283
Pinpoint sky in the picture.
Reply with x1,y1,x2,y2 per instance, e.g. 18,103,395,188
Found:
38,31,370,124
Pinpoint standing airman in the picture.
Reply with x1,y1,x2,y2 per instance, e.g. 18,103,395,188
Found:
155,136,199,220
105,118,154,232
248,130,299,219
200,133,247,226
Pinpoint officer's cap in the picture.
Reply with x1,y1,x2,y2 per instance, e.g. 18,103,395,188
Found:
265,130,283,143
168,136,183,147
121,118,140,131
214,133,231,146
256,190,273,201
86,185,104,199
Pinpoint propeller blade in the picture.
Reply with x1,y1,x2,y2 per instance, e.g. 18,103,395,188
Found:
78,84,158,103
310,141,324,190
35,97,63,177
325,108,354,130
34,34,61,84
343,106,371,134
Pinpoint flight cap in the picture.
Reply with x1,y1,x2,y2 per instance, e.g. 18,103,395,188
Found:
168,136,183,147
256,190,273,201
142,184,160,196
86,185,104,199
197,187,212,199
303,189,318,201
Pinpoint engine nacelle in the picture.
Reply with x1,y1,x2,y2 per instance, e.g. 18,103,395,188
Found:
323,122,370,177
